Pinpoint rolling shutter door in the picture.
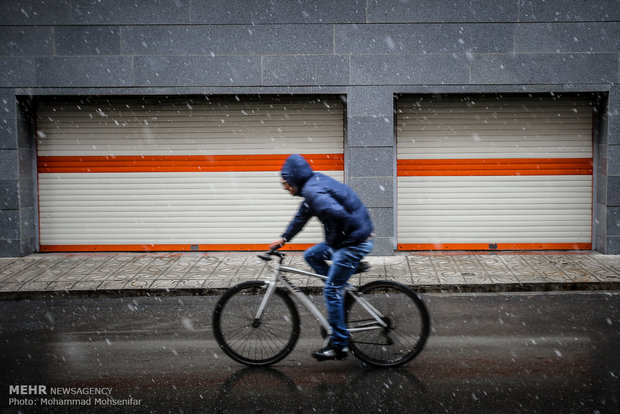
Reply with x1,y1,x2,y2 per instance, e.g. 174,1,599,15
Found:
37,96,344,252
396,95,593,251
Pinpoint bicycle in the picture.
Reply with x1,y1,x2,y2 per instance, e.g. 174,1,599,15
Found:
212,250,430,367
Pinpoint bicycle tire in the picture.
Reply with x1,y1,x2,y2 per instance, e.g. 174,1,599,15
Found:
212,281,300,366
345,280,430,367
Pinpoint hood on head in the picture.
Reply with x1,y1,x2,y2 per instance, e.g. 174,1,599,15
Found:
281,154,313,192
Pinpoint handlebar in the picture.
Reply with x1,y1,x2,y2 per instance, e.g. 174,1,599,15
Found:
258,249,286,263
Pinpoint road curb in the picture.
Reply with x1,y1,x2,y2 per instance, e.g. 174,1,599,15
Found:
1,281,619,301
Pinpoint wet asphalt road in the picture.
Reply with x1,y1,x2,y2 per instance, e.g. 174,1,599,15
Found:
0,292,618,414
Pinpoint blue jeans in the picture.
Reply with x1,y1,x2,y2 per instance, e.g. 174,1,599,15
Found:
304,239,374,348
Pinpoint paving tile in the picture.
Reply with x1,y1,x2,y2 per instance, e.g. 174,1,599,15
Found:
437,274,466,284
211,268,240,278
497,255,535,275
236,265,269,279
477,256,513,277
205,274,238,288
3,258,60,280
235,274,260,283
71,280,103,290
165,255,208,275
561,268,598,280
408,258,438,280
307,277,325,288
126,280,154,289
81,271,114,281
380,273,404,282
584,260,620,275
140,257,179,279
514,273,545,284
98,280,130,290
45,281,77,291
150,279,181,289
521,256,569,277
243,255,269,266
2,272,36,283
598,273,620,282
131,272,161,281
43,256,84,274
116,256,153,274
412,275,441,285
216,256,247,268
0,258,50,274
464,275,493,284
409,255,434,266
35,257,87,281
203,277,236,289
489,274,520,284
0,282,24,292
593,267,620,279
179,271,211,280
390,273,414,284
0,258,17,270
109,272,141,281
571,274,602,283
19,281,50,291
91,256,135,279
364,268,387,279
39,271,86,282
67,257,111,276
453,256,488,277
540,274,572,283
385,256,411,277
431,256,461,277
176,279,206,289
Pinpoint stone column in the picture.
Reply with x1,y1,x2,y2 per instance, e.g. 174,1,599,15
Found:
0,92,36,257
346,87,395,255
601,86,620,253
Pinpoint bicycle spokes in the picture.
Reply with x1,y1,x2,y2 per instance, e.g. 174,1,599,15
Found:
346,281,430,367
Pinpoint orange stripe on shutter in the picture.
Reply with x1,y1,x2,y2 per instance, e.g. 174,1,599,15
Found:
398,242,592,251
39,243,315,252
397,158,592,176
38,154,343,173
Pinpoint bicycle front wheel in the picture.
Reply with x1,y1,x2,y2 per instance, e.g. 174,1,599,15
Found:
212,281,300,366
345,280,430,367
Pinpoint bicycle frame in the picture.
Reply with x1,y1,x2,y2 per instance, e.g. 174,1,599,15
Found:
255,254,389,343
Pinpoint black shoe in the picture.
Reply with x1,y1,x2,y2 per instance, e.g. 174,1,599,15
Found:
355,261,370,274
312,345,348,361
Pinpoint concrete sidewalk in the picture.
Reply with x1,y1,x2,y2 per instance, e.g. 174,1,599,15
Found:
1,251,620,299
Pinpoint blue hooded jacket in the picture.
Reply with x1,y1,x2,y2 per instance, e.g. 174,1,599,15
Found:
280,154,374,248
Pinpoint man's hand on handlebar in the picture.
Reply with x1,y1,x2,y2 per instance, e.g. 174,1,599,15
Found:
269,238,286,251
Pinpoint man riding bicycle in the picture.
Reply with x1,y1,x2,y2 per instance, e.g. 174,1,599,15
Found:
270,154,374,361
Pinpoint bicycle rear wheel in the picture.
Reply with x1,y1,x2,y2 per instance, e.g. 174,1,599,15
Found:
212,281,300,366
345,280,430,367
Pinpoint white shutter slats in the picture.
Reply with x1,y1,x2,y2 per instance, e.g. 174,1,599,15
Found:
396,95,593,250
37,97,344,250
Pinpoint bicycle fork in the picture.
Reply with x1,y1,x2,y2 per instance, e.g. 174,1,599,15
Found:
252,281,277,328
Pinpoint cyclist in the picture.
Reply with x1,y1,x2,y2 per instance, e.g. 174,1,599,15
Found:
270,154,374,361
